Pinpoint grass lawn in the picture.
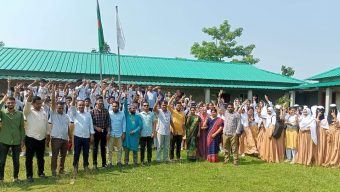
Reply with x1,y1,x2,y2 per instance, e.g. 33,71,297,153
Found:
1,150,340,192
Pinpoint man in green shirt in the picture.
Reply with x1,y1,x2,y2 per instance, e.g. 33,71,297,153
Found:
0,95,25,183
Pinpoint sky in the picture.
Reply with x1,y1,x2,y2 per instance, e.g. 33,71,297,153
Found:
0,0,339,80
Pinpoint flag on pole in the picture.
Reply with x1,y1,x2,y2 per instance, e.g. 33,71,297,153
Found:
97,0,105,53
116,7,125,50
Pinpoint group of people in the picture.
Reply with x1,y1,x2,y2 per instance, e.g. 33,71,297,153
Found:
0,78,339,184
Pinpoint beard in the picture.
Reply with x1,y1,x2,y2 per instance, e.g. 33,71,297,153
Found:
7,105,15,110
130,111,136,115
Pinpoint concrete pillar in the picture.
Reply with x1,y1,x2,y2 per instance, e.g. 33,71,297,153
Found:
325,87,333,114
290,91,296,107
247,89,253,100
204,88,210,103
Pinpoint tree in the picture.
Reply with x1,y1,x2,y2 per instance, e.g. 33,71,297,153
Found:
0,41,4,47
91,42,111,53
281,65,295,77
191,20,259,64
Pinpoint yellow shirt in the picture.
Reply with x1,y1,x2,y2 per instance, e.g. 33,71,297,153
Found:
168,106,185,135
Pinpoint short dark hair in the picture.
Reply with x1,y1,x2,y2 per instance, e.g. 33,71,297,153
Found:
66,96,72,100
84,98,91,102
96,96,104,101
32,96,42,103
226,103,234,107
56,101,65,106
7,96,16,101
112,101,120,106
161,101,168,105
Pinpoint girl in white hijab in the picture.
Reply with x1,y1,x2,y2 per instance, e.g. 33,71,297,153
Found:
315,106,329,165
294,107,317,166
260,107,283,163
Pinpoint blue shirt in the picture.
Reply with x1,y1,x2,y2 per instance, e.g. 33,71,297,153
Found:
109,110,126,137
139,111,155,137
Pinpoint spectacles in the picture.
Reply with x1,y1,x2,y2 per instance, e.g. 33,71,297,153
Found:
143,105,149,107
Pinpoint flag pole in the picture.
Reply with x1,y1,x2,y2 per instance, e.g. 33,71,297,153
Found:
99,53,103,82
116,6,121,93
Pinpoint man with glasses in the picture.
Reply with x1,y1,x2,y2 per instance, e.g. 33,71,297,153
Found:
91,96,111,170
139,102,156,165
107,101,125,168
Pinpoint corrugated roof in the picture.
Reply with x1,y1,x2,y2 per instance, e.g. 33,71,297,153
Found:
307,67,340,81
292,81,340,89
0,75,290,90
0,47,303,88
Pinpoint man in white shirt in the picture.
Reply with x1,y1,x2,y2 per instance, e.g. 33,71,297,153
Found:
68,93,94,174
23,90,49,182
49,86,71,177
153,96,175,163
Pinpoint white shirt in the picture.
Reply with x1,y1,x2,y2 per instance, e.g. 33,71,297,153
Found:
49,111,71,140
156,109,172,135
23,102,49,140
69,106,94,138
29,86,49,100
75,85,89,101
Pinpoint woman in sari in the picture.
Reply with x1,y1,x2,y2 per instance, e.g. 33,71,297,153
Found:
197,106,208,160
294,107,318,166
205,108,224,162
185,106,201,161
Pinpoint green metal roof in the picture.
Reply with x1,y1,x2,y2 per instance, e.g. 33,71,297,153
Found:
0,47,303,89
292,81,340,89
307,67,340,81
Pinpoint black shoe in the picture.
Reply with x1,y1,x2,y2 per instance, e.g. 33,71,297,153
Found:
39,173,48,179
27,177,34,183
117,163,122,168
52,172,57,177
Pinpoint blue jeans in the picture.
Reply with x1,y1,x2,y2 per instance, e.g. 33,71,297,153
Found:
0,143,20,180
73,136,90,168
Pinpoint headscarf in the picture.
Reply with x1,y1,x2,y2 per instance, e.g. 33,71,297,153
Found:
299,108,317,144
327,104,339,125
265,107,276,128
316,106,328,129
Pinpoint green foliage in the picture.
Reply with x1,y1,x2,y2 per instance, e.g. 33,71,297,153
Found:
276,94,290,109
91,42,111,53
0,41,4,47
191,20,259,64
281,65,295,77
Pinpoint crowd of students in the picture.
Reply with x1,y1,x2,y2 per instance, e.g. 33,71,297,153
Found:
0,78,339,183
